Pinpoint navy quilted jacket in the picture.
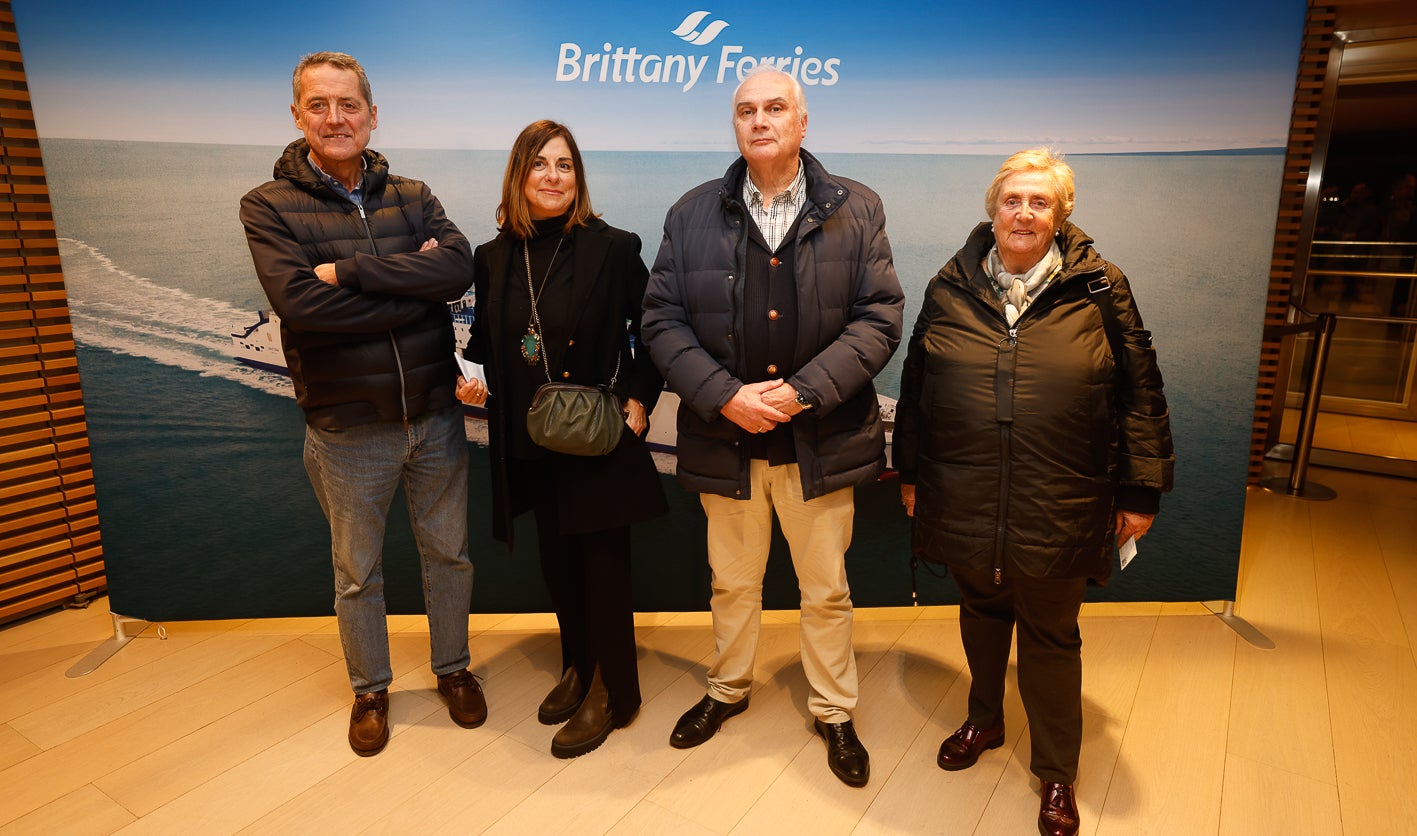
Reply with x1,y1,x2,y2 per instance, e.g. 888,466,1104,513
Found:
642,150,904,500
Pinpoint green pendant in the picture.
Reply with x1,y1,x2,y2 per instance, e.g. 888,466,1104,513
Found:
520,328,541,365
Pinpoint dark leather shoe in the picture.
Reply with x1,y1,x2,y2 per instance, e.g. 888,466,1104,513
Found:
436,669,487,729
1038,782,1080,836
814,718,870,787
669,694,748,749
538,666,585,725
937,720,1005,771
348,689,389,756
550,668,633,758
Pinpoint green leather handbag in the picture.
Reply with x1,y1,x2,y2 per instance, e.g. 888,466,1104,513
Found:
526,381,624,457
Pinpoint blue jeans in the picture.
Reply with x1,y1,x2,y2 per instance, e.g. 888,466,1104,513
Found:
303,407,473,694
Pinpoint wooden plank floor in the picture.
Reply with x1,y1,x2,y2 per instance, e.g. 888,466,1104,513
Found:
1,465,1414,835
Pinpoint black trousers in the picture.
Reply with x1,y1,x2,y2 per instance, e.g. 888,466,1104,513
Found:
951,564,1087,784
528,475,641,722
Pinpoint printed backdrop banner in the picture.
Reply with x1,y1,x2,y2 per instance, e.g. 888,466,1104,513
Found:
13,1,1306,618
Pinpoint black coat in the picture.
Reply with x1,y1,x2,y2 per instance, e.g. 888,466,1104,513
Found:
894,221,1174,583
240,139,474,429
465,218,667,545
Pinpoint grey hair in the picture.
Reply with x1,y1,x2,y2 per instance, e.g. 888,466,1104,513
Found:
730,64,808,119
292,51,373,107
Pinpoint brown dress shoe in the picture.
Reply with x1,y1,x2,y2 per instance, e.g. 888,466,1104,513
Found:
348,689,389,756
1038,782,1080,836
538,666,585,725
436,669,487,729
937,720,1005,771
550,668,634,758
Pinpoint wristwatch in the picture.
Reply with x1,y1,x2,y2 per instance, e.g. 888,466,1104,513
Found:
795,391,814,411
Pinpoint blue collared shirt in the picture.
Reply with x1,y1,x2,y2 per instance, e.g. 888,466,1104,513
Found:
308,154,366,206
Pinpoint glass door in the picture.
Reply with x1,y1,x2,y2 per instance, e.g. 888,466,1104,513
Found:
1281,29,1417,470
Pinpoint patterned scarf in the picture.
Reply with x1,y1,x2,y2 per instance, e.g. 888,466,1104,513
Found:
987,240,1062,326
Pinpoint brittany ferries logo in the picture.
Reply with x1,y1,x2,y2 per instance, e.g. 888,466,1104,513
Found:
554,11,842,93
672,11,729,46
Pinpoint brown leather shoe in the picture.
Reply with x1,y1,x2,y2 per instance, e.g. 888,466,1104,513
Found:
348,689,389,756
937,720,1005,771
1038,782,1080,836
436,669,487,729
550,668,633,758
538,666,585,725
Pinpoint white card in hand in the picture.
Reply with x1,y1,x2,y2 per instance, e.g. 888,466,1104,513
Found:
1119,535,1138,570
454,353,487,388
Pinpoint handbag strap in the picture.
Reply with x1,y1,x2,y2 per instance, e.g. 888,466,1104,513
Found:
523,239,620,388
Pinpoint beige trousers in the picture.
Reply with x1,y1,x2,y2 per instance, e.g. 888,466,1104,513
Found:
699,460,859,723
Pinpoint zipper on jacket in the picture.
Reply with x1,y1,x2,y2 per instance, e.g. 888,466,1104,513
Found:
354,201,410,424
390,335,409,426
356,203,378,254
992,328,1018,585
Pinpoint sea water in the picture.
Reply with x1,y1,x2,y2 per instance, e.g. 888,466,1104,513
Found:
42,139,1280,613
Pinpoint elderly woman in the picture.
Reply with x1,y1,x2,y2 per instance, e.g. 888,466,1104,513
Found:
457,120,666,758
894,148,1173,836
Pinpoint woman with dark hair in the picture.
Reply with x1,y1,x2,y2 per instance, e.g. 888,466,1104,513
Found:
457,120,666,758
894,148,1173,835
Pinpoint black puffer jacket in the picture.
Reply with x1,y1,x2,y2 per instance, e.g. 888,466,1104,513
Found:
642,150,904,500
240,139,473,429
894,221,1173,583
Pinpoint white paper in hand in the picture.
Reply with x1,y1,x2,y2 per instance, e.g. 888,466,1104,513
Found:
1119,536,1138,570
454,353,488,389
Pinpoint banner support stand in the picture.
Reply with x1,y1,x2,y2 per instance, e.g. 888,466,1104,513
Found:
1208,600,1274,649
66,612,152,677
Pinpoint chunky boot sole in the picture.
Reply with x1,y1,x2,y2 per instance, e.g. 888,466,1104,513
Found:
550,710,636,759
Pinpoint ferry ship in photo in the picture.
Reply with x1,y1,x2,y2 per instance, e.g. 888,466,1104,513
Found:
231,295,894,464
229,295,682,453
229,310,287,376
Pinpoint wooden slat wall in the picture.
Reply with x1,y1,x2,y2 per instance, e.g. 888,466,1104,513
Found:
1248,3,1336,483
0,2,105,626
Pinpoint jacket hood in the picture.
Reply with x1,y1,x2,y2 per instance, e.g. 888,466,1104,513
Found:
272,138,390,199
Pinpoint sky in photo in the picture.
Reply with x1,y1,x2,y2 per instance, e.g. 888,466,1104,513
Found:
13,0,1307,154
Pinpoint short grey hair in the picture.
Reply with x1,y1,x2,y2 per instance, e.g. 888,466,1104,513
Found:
292,51,373,107
731,64,807,118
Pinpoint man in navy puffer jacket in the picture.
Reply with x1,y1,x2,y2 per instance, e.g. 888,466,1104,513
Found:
642,65,903,788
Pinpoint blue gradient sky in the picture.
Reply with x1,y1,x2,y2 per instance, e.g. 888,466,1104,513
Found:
13,0,1306,154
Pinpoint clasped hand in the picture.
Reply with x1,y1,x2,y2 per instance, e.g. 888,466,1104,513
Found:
721,379,798,434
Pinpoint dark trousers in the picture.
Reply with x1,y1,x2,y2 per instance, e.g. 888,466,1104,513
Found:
951,564,1087,784
529,477,641,722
